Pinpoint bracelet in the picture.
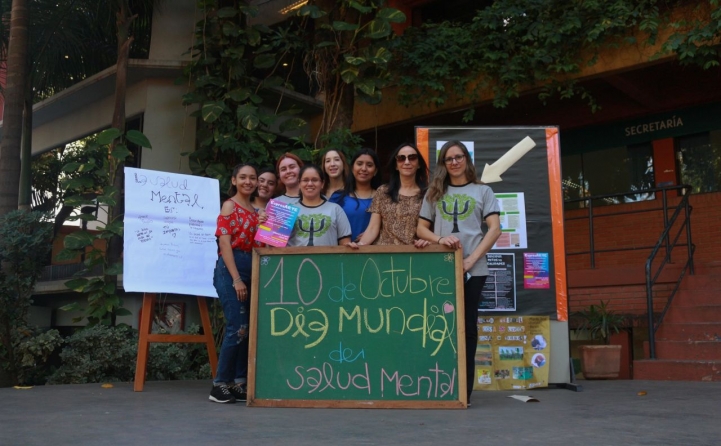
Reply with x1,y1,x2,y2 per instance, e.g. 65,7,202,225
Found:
232,277,242,284
437,236,443,244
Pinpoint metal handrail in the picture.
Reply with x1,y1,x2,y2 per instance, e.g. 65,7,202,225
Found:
565,185,691,267
565,184,695,360
645,190,695,359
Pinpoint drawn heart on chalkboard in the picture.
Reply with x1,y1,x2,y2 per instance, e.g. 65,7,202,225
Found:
443,303,454,314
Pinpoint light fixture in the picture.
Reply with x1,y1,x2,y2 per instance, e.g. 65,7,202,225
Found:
279,0,308,15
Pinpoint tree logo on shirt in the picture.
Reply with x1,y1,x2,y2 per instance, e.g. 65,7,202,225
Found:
439,193,475,233
297,214,331,246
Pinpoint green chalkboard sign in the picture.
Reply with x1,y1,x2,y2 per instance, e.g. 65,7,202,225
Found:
248,245,466,409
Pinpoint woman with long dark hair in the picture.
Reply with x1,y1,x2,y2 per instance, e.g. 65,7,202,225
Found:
416,140,502,406
329,148,381,242
250,167,278,210
351,142,430,247
209,163,266,404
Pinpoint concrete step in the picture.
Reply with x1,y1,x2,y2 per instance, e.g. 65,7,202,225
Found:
633,359,721,381
656,322,721,341
646,340,721,361
664,305,721,323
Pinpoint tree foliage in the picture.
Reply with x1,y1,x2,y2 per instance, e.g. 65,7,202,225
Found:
182,0,311,193
0,210,53,385
298,0,405,139
394,0,721,120
55,128,151,326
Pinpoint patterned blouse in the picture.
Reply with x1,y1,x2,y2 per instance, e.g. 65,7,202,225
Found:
368,184,424,245
215,200,265,253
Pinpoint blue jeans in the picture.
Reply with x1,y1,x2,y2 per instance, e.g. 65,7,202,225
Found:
212,250,252,386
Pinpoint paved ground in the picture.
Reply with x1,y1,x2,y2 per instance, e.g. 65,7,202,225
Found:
1,379,719,445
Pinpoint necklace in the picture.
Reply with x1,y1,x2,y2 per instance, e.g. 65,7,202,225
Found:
354,189,373,199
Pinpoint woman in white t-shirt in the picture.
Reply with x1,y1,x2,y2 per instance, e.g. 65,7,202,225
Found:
416,140,502,407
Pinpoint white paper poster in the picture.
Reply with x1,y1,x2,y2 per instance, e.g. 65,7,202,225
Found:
123,167,220,297
493,192,528,250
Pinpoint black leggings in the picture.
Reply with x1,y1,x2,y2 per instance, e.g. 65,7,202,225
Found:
464,275,487,399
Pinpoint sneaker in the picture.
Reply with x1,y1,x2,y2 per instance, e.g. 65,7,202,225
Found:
209,384,236,404
228,384,247,402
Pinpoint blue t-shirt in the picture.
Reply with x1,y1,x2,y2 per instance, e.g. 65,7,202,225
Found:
329,191,372,241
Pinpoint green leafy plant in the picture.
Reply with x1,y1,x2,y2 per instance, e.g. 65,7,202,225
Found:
182,0,309,188
298,0,405,139
55,127,151,326
48,324,138,384
394,0,721,119
574,300,626,345
0,210,53,386
13,327,64,385
48,324,212,384
146,324,212,381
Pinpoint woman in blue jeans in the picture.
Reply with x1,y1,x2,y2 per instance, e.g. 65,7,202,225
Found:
209,163,266,404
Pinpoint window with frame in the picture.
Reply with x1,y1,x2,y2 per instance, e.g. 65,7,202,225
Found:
562,143,655,209
676,131,721,194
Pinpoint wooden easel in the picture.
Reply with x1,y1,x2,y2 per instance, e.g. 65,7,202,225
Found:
134,292,218,391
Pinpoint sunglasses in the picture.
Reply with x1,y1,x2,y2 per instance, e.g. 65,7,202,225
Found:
395,153,419,163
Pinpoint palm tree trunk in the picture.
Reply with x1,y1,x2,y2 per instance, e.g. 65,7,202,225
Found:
0,0,29,217
18,89,34,211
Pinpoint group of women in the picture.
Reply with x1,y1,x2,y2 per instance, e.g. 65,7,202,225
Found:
209,141,501,406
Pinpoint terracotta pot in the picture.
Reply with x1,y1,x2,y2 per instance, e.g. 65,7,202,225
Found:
579,345,622,379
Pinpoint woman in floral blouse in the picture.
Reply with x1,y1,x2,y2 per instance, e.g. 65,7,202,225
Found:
350,142,430,248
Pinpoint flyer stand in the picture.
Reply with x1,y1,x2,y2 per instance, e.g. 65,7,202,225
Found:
134,293,217,392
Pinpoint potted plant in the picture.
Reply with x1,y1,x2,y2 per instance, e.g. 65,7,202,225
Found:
574,301,626,379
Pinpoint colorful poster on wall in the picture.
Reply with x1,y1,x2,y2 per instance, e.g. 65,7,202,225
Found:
524,252,550,289
474,316,551,391
493,193,528,249
481,253,516,311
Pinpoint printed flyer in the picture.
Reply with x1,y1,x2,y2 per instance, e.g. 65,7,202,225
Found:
474,316,550,391
524,252,550,289
255,199,300,247
480,253,516,311
493,192,528,250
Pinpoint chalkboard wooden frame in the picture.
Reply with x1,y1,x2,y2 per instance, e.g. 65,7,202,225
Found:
247,245,467,409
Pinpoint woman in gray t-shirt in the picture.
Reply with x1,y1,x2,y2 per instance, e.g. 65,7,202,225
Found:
417,140,501,406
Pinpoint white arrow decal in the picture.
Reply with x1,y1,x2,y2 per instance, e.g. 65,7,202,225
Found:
480,136,537,184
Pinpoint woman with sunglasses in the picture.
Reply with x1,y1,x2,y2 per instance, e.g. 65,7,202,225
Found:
330,148,381,242
275,153,304,204
287,164,352,247
416,140,502,407
350,143,430,247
